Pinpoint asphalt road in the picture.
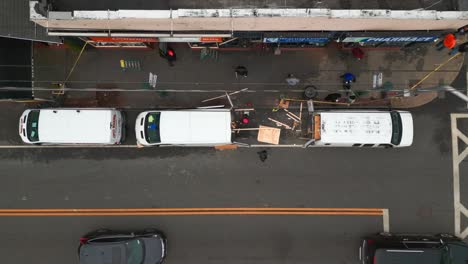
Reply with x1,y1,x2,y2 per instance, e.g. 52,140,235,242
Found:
0,64,466,263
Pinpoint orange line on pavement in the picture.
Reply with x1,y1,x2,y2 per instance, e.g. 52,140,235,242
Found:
0,207,383,212
0,208,384,216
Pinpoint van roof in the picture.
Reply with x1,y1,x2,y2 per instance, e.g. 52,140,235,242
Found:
318,112,393,144
38,109,114,143
159,110,231,144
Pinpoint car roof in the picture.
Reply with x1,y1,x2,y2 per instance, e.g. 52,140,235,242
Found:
375,248,442,264
80,242,127,264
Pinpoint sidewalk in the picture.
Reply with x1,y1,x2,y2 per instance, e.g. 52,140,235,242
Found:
18,40,467,146
32,40,465,109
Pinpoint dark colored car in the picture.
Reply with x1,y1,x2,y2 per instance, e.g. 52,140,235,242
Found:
360,233,468,264
78,229,166,264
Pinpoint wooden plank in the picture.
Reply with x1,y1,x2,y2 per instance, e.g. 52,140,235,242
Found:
233,127,277,131
268,118,292,129
202,88,248,102
214,144,238,150
284,109,300,120
286,113,300,122
299,102,303,121
257,125,281,145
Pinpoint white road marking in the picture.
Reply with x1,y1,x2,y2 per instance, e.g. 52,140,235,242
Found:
451,113,468,239
0,145,138,149
382,208,390,233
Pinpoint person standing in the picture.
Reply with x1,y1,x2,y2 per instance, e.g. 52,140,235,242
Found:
340,72,356,91
455,25,468,37
352,47,365,60
285,74,300,86
235,66,248,78
341,72,356,83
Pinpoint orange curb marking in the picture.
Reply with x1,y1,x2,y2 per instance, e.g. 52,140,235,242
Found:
0,208,384,216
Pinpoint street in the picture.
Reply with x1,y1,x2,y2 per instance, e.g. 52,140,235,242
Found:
1,0,468,263
0,85,467,263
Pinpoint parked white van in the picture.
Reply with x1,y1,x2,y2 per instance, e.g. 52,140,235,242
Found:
311,110,413,148
19,108,124,145
135,109,232,146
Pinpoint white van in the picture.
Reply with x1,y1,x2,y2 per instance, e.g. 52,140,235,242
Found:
135,109,232,146
19,108,124,145
311,110,413,148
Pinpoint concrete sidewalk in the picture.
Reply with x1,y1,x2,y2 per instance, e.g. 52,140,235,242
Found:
32,40,465,109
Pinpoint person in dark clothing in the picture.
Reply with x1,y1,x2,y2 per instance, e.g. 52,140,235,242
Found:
257,150,268,162
235,66,248,78
324,93,342,102
455,25,468,36
449,42,468,55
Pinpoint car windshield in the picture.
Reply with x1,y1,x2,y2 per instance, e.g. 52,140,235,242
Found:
26,110,40,142
125,239,144,264
390,111,402,145
145,112,161,143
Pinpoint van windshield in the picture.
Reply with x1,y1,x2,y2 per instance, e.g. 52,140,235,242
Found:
390,111,402,145
145,112,161,144
26,110,40,142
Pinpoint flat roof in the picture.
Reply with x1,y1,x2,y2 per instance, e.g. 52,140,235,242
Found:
159,110,232,144
38,109,114,143
318,112,393,144
0,0,60,43
50,0,458,11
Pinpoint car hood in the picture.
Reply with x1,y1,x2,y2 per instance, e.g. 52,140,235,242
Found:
142,237,165,264
80,243,126,264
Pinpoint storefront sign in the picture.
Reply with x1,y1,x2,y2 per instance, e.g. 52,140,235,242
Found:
200,37,223,42
158,37,224,43
342,36,437,43
89,37,157,43
263,37,329,43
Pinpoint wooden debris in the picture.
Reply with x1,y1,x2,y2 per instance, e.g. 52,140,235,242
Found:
286,113,300,122
214,144,238,150
278,99,290,109
299,102,303,121
268,117,292,129
284,109,300,121
202,88,248,102
232,127,277,131
257,125,281,145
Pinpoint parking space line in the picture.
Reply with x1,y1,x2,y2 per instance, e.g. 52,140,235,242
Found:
382,209,390,233
450,113,468,239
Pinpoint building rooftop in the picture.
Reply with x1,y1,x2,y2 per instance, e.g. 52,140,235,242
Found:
50,0,459,12
1,0,59,43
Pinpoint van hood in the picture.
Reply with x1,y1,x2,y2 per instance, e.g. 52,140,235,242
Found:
398,112,414,147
